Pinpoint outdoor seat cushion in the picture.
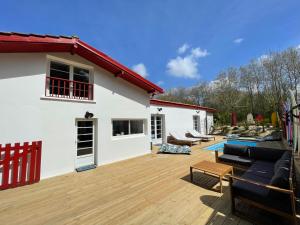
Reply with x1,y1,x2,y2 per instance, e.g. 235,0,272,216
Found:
270,166,290,189
232,171,292,213
223,144,249,157
248,147,285,162
218,154,253,167
247,160,274,179
280,151,292,162
158,143,191,154
274,159,290,173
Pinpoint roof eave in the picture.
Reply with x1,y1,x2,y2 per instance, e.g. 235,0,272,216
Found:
0,32,164,94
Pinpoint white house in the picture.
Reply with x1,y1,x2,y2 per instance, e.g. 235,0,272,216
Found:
0,32,163,179
150,99,216,145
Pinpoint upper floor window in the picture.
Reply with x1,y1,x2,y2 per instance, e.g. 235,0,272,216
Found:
46,60,93,100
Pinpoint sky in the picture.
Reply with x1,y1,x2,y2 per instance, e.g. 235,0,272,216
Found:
1,0,300,90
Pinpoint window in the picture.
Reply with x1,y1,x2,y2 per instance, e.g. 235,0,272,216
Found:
73,67,90,98
193,115,200,132
46,60,93,100
151,115,162,140
77,120,94,156
49,62,70,96
151,116,155,139
112,120,144,136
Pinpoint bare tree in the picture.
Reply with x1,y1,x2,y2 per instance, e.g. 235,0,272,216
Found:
157,45,300,125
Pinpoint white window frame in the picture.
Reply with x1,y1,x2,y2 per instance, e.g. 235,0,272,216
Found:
112,119,146,138
45,55,94,99
151,115,163,140
76,119,95,158
193,115,200,132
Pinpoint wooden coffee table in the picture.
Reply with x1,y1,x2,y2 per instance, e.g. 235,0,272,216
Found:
190,160,233,193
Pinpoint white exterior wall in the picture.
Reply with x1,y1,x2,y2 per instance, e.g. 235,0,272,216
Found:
150,105,210,144
206,112,214,134
0,53,151,179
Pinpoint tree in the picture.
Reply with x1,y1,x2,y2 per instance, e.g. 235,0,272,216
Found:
156,45,300,125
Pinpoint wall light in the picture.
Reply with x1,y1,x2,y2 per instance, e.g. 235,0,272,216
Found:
85,111,94,119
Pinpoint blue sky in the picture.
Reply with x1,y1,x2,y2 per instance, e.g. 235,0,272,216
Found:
1,0,300,89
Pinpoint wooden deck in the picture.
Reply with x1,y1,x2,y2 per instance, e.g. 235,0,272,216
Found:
0,137,256,225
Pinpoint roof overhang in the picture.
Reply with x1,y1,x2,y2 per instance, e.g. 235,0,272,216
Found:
150,99,217,113
0,32,164,94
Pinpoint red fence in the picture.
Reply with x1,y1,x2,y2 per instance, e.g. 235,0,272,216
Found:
0,141,42,190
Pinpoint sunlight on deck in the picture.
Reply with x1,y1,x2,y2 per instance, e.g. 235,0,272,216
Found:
0,136,255,225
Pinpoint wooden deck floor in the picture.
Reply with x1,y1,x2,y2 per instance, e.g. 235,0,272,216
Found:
0,137,255,225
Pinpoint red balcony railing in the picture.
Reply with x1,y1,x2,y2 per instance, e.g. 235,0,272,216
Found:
45,76,94,100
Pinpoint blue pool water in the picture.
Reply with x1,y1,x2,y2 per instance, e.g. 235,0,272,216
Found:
204,140,257,151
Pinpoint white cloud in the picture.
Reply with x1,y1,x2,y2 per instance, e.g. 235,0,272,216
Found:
132,63,148,78
157,80,164,86
167,56,199,79
296,44,300,50
167,45,209,79
233,38,244,44
191,47,209,58
178,43,190,54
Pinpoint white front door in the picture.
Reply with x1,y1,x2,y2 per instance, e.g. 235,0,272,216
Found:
151,115,164,144
76,120,95,168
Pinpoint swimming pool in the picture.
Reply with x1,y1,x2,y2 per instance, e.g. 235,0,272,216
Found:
204,140,257,151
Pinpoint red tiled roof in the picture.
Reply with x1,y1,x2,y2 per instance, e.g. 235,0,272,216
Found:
150,99,216,112
0,32,163,94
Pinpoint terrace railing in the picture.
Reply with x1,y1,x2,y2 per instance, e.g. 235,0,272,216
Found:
45,76,94,100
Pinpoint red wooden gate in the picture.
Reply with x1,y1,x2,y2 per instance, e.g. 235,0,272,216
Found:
0,141,42,190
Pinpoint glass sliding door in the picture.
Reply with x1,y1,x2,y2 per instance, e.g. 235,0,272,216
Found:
151,115,164,144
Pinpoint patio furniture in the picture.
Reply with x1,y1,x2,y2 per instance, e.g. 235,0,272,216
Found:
158,143,191,154
190,160,233,193
187,130,215,141
169,131,201,146
215,144,296,224
225,134,240,139
257,131,282,142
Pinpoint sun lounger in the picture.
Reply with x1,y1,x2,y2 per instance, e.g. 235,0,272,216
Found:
169,131,201,146
225,134,240,139
188,130,215,141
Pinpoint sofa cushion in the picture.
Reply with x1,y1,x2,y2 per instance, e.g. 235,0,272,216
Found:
218,154,253,167
232,172,270,200
270,167,290,189
247,160,274,179
232,171,291,213
274,159,290,173
280,151,292,162
159,143,191,154
223,144,249,157
248,147,285,162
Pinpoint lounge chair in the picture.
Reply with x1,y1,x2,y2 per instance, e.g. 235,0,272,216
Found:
225,134,240,139
187,130,215,141
169,131,201,146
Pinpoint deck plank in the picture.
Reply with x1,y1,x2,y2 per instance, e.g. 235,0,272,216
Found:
0,136,257,225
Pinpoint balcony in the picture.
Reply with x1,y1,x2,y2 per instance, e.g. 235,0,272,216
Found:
45,76,93,100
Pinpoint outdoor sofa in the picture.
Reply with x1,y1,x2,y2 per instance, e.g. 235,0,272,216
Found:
215,144,296,224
